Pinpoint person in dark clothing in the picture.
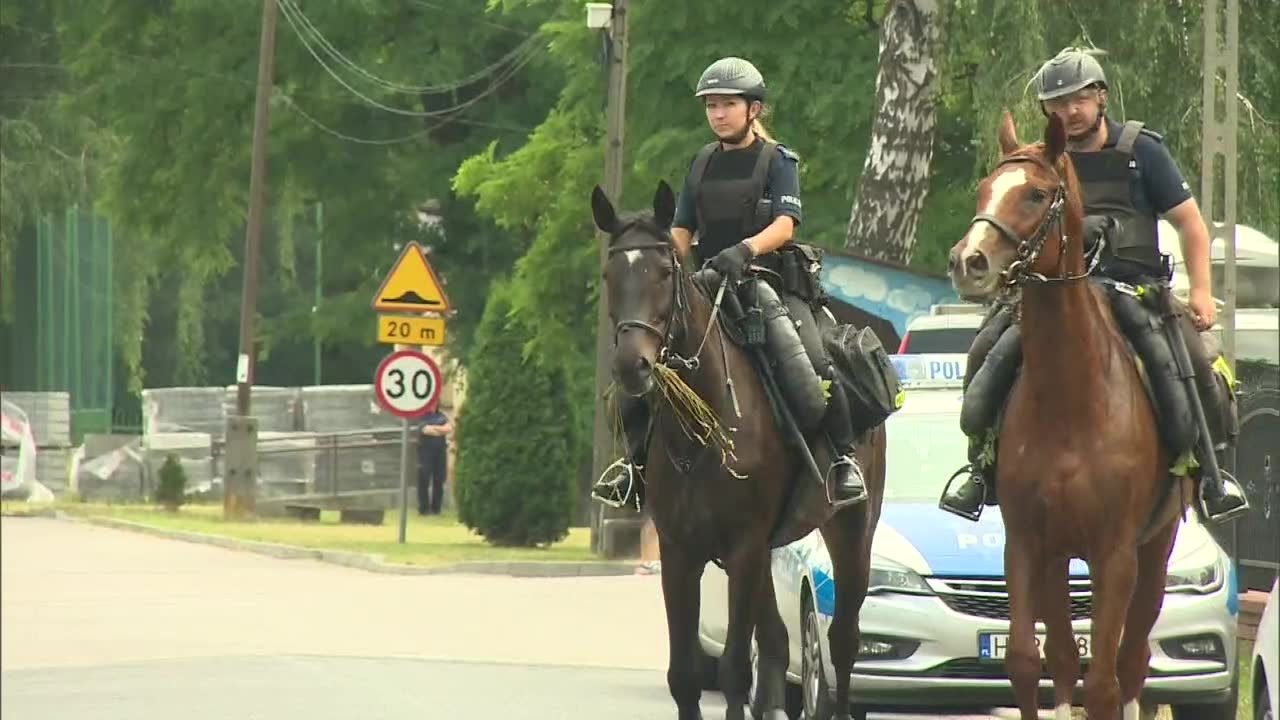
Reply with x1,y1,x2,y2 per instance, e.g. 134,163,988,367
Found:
413,402,451,515
591,56,868,511
938,47,1249,524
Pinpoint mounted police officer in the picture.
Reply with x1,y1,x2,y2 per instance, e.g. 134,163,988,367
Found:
592,56,868,509
938,47,1250,523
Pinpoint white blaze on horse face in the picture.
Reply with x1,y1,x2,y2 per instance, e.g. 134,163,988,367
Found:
958,167,1029,271
623,249,643,267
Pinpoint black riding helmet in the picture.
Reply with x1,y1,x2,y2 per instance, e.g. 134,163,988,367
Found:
694,57,767,103
1032,47,1108,101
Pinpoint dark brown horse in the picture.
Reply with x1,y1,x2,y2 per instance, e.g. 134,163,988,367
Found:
592,181,886,720
949,111,1191,719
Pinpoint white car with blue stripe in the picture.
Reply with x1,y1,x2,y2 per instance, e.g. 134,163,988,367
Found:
698,353,1241,719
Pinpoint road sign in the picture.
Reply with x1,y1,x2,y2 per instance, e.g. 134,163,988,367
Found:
371,242,451,314
377,315,446,346
373,349,442,419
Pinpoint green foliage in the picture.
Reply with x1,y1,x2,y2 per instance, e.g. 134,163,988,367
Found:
154,454,187,510
452,282,576,547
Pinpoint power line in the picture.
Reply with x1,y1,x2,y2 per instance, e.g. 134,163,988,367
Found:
275,0,543,118
279,94,532,144
277,0,541,95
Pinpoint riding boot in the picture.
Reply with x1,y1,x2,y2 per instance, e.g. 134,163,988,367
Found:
940,304,1016,522
591,395,651,510
1174,308,1250,523
822,381,868,506
939,434,993,521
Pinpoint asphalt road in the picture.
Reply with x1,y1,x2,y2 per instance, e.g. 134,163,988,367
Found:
0,517,1059,719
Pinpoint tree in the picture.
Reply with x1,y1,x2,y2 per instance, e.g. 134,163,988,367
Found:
452,282,576,547
843,0,945,265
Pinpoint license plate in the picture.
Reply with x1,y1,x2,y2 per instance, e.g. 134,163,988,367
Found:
979,632,1092,660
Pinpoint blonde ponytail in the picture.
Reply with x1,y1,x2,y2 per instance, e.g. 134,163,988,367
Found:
750,102,777,143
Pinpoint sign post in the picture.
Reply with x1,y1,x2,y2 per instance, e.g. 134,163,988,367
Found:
373,349,443,543
371,242,451,544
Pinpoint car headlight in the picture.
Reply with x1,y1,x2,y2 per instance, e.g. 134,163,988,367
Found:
1165,558,1223,594
868,556,932,595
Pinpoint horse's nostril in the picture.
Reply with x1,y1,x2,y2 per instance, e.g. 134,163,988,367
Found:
947,251,960,271
635,355,651,372
965,251,990,275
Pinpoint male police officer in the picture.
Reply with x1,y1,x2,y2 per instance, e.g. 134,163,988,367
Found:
939,48,1249,523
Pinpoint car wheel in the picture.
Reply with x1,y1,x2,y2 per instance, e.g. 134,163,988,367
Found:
801,595,836,720
1170,671,1238,720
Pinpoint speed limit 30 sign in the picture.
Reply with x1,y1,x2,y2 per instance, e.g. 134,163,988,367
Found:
373,349,443,419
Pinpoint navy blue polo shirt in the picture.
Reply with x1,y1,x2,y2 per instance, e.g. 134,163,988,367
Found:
1100,117,1194,218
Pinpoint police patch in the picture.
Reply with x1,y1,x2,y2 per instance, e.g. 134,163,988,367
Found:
780,194,803,208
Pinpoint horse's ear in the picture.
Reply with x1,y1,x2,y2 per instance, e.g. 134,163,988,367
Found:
1044,112,1067,164
998,110,1020,156
653,180,676,229
591,185,620,235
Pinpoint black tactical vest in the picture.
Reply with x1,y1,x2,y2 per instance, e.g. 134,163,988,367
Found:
687,138,776,262
1068,120,1162,271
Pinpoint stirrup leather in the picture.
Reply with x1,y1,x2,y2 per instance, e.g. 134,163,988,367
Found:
591,458,641,509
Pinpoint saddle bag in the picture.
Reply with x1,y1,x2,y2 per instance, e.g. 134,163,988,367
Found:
821,324,903,434
754,243,826,305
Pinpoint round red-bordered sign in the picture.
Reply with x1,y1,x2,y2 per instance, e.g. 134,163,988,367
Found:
373,349,442,419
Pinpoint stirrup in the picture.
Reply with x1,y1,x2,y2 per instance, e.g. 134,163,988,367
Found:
938,466,985,522
1197,469,1250,524
826,455,868,509
591,458,640,510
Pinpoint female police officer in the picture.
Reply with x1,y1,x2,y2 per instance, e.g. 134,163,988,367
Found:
592,57,866,509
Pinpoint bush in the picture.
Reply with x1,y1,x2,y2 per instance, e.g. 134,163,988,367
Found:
155,454,187,511
454,283,576,547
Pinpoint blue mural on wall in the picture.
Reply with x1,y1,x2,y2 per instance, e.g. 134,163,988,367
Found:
820,253,959,337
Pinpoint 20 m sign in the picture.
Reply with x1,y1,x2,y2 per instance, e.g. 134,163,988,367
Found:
373,349,443,419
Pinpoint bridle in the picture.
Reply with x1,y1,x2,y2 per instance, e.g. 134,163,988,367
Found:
966,153,1102,289
607,228,728,374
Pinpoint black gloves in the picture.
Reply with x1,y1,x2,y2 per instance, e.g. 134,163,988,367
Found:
708,240,754,280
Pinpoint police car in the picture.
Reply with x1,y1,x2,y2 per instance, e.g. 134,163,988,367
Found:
698,353,1241,718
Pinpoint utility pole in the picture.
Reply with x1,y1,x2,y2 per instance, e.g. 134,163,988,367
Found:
225,0,279,520
1199,0,1240,558
1200,0,1239,371
589,0,629,552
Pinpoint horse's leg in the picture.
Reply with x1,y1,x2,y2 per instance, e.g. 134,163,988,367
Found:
1083,541,1139,720
753,573,791,720
1117,518,1178,719
719,545,770,720
1004,534,1046,720
660,538,707,720
1038,557,1081,719
820,509,872,720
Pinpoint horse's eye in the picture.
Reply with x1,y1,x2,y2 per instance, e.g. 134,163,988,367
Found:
1028,188,1048,203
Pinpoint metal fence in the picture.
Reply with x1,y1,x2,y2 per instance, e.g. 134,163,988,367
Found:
4,208,115,440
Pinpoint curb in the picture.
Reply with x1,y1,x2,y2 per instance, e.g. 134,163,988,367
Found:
65,514,640,578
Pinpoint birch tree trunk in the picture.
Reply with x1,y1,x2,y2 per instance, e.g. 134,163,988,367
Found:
843,0,942,265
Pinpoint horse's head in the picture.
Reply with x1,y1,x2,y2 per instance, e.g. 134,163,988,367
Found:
949,111,1076,302
592,181,681,397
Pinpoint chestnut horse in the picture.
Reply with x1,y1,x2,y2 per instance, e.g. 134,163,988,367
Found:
948,112,1190,719
592,181,886,720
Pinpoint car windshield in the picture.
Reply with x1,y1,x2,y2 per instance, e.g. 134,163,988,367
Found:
904,328,979,354
883,411,970,502
1236,329,1279,365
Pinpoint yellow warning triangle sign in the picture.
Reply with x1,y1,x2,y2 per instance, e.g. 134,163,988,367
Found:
371,242,451,313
